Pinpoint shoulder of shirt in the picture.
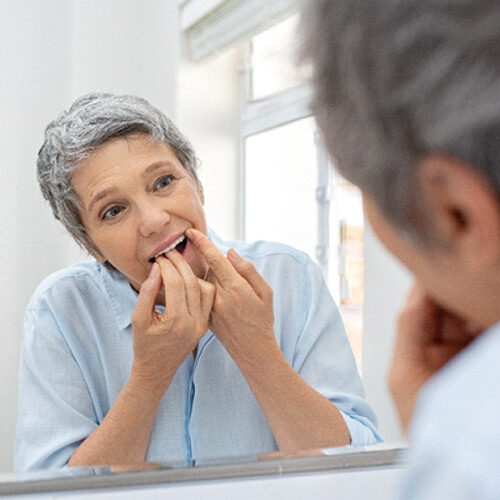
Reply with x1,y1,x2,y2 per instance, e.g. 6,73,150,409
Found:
208,228,314,267
412,323,500,437
27,260,107,308
423,323,500,395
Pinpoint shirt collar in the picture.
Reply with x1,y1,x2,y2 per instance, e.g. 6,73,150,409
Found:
99,265,138,331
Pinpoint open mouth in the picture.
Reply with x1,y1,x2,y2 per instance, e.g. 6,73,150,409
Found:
149,235,187,263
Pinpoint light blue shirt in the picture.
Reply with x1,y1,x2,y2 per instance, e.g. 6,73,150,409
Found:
14,231,381,471
399,323,500,499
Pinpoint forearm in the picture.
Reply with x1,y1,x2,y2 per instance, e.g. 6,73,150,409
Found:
68,373,170,467
231,339,350,452
185,229,350,450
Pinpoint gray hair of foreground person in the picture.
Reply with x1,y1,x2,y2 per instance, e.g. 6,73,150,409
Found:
37,92,200,256
301,0,500,246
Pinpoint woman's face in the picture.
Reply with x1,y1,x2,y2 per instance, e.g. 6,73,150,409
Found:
71,133,208,297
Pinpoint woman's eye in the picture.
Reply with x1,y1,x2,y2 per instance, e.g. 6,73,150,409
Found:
102,206,123,220
155,175,173,190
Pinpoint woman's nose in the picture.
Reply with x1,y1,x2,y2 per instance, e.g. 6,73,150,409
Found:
137,202,171,237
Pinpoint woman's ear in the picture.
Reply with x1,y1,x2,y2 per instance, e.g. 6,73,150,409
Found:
418,155,500,269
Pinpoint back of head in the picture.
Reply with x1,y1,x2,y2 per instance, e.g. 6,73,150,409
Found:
37,92,198,254
301,0,500,244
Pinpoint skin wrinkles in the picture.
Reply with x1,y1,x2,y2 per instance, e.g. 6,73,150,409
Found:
71,133,208,303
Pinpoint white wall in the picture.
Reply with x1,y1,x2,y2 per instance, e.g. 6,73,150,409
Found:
177,47,242,240
71,0,179,113
363,226,411,443
0,0,180,472
1,0,75,474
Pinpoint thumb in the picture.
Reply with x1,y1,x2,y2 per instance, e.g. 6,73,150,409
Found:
132,263,162,330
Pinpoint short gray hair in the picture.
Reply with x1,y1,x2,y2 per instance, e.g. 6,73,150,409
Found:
301,0,500,245
37,92,199,255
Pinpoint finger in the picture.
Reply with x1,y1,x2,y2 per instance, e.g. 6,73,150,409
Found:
398,283,440,343
133,263,162,329
197,278,216,318
428,341,469,368
185,228,236,287
405,286,470,345
156,256,187,316
438,312,469,343
227,249,271,300
410,285,482,344
166,249,203,316
205,268,217,287
403,283,433,312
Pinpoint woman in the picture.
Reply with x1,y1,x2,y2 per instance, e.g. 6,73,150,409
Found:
301,1,500,498
14,92,380,471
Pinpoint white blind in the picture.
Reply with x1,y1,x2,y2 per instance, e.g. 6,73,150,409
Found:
180,0,298,60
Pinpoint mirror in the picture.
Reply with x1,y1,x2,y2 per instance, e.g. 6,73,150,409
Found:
0,0,406,479
0,445,406,497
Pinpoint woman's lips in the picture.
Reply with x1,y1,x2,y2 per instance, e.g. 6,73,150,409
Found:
149,234,186,262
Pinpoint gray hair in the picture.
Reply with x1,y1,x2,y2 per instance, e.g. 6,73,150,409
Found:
37,92,200,255
301,0,500,245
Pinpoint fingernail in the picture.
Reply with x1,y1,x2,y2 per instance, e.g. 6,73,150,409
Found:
150,263,159,278
187,228,208,241
228,248,242,261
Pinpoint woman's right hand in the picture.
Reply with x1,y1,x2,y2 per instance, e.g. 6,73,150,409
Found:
388,284,477,433
130,250,215,398
68,251,214,468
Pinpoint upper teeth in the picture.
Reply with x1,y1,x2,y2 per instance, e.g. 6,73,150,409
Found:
154,235,186,259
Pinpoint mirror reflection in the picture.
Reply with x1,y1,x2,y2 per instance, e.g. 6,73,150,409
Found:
15,92,380,470
0,0,406,479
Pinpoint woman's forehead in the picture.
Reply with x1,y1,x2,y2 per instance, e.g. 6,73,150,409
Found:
77,136,182,176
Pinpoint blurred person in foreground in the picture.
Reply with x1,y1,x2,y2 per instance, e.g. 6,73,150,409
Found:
14,92,381,471
302,0,500,498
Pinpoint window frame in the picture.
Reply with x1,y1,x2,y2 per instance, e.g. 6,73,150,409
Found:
240,45,331,279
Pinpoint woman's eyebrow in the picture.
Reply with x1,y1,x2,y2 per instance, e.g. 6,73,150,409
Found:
142,161,176,178
86,162,177,213
87,187,119,214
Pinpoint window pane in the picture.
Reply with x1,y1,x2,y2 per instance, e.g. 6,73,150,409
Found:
244,117,318,260
250,14,311,100
330,174,364,370
245,119,364,370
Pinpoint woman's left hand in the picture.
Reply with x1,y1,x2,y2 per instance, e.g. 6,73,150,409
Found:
389,283,477,433
186,228,351,451
186,228,276,361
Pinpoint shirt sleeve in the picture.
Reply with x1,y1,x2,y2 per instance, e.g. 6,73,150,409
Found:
399,414,499,500
290,257,382,446
399,450,484,500
398,335,500,500
14,306,98,471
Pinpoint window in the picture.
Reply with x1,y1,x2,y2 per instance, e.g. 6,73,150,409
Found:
249,14,310,99
245,116,318,259
242,15,364,369
180,4,365,370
